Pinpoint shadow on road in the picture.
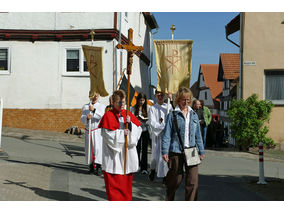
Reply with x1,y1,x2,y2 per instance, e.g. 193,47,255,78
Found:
4,159,283,201
4,180,95,201
6,159,89,174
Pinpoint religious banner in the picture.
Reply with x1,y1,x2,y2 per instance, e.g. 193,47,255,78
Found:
118,74,154,107
82,45,109,98
154,40,193,94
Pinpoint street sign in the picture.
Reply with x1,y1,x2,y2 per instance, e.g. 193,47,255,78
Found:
243,61,256,66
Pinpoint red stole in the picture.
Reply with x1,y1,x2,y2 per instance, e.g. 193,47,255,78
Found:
98,109,141,130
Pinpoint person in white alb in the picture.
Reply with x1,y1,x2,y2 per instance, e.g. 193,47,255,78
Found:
148,90,173,183
98,89,142,201
81,93,106,175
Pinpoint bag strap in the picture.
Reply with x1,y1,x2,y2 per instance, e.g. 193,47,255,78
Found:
172,111,185,153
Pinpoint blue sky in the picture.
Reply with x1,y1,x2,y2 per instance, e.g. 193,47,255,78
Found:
151,12,240,87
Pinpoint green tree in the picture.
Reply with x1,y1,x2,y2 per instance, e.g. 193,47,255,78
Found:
227,94,275,150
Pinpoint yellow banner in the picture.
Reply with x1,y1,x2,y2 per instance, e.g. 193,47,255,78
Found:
154,40,193,94
82,45,109,98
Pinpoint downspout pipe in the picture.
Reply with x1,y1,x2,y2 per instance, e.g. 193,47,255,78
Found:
239,12,244,100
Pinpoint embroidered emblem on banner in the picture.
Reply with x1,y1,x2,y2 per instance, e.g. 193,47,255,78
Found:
165,49,182,74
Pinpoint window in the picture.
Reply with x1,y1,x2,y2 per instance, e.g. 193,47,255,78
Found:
64,48,89,76
265,70,284,104
83,56,88,72
66,50,79,72
0,48,10,74
205,91,207,100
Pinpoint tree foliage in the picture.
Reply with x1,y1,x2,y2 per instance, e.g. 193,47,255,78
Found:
227,94,275,150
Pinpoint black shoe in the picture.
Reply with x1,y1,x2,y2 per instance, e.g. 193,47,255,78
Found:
97,167,102,176
162,177,166,186
148,169,155,181
88,164,94,174
93,168,98,175
94,164,102,176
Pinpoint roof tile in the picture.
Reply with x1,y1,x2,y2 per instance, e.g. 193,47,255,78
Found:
200,64,223,99
220,53,240,80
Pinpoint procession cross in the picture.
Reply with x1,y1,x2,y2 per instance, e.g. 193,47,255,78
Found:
116,28,144,175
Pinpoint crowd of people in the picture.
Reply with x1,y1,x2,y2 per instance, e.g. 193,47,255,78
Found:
80,87,224,201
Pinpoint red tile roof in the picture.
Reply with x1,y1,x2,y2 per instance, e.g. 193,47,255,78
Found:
200,64,223,99
220,53,240,80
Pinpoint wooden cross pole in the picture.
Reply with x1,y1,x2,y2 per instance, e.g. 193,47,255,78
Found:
116,28,144,175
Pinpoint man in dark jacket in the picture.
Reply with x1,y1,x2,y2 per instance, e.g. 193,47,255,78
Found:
192,99,205,143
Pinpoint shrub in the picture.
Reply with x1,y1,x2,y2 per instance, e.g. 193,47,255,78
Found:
227,94,275,150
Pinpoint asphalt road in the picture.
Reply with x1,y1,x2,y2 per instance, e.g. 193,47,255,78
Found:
1,135,284,201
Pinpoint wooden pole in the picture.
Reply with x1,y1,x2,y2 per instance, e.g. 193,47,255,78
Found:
116,28,143,175
124,50,134,175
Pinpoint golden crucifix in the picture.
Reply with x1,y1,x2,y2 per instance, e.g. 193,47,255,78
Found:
116,28,144,175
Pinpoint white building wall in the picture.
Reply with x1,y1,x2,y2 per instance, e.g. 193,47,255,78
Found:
199,88,214,107
116,12,150,96
0,12,114,30
0,40,114,108
198,73,206,88
0,12,152,109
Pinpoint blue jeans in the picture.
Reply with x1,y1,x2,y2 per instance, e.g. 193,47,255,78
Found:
202,126,208,148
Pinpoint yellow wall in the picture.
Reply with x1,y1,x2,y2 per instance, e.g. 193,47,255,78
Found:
243,12,284,145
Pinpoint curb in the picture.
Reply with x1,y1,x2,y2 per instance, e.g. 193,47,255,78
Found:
0,150,9,159
206,149,284,163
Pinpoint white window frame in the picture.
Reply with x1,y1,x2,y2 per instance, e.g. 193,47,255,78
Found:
138,12,142,37
0,46,11,75
124,12,128,22
62,47,89,77
264,70,284,105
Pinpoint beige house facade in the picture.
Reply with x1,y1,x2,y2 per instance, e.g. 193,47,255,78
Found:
241,12,284,148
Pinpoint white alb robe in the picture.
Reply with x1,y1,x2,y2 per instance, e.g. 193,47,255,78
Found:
101,118,142,175
81,102,106,165
149,103,172,177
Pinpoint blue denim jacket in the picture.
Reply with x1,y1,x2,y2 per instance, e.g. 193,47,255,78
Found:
162,107,205,155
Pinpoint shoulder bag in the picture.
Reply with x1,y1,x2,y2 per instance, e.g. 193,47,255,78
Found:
172,111,201,166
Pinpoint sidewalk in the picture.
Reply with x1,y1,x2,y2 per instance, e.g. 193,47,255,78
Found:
3,127,284,161
1,127,84,144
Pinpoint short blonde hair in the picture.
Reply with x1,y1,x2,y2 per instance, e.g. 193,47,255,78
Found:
174,87,193,107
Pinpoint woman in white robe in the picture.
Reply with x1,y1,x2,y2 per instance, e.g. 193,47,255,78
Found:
81,93,105,175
